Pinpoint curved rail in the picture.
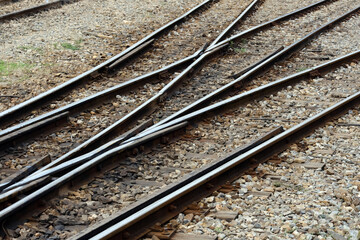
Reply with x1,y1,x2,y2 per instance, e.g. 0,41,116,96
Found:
7,49,360,192
0,0,214,127
0,0,259,167
0,0,65,21
145,4,360,132
0,49,358,230
0,0,333,146
83,88,360,239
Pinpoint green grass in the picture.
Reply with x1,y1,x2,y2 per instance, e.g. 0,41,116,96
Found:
297,67,308,72
273,182,281,187
0,61,32,76
61,42,80,50
17,45,43,54
229,41,246,54
0,60,34,82
60,39,83,50
234,47,246,53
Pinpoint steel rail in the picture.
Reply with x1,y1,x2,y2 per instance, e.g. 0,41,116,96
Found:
0,0,214,127
0,51,200,144
0,112,69,148
0,0,257,143
0,0,64,21
0,49,357,216
130,50,360,142
12,49,360,191
0,0,330,142
85,89,360,240
0,121,189,231
0,155,50,192
228,46,285,79
73,127,284,240
209,0,259,47
207,0,334,52
0,120,153,195
0,0,258,177
144,5,360,132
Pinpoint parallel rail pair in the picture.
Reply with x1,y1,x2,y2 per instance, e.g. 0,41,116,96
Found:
0,0,360,239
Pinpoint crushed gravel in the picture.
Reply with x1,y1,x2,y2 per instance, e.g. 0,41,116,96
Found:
2,0,360,239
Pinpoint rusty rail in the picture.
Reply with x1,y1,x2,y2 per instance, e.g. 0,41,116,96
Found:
147,5,360,131
0,0,214,127
73,127,284,239
0,0,258,167
0,0,333,147
0,49,358,228
0,0,64,21
80,87,360,239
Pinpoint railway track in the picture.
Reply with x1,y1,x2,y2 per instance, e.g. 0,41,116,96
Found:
4,51,359,239
0,0,353,171
74,88,360,239
0,0,359,239
0,0,216,126
0,0,341,185
130,102,360,240
0,0,220,172
0,0,73,21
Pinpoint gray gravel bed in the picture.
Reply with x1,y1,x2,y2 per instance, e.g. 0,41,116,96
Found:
3,0,360,239
0,0,250,117
171,107,360,240
0,82,163,174
0,0,48,15
216,3,360,107
155,0,359,122
0,0,253,183
0,0,205,108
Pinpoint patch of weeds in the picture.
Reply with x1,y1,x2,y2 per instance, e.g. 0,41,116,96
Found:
297,67,308,72
53,43,60,50
0,60,34,82
229,41,246,54
61,42,80,50
75,39,83,45
214,227,223,233
0,61,32,76
57,39,83,50
59,39,83,51
294,185,304,191
17,45,43,54
287,227,296,234
234,47,246,53
273,182,281,187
